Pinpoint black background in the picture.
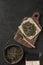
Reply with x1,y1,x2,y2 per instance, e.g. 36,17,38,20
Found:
0,0,43,65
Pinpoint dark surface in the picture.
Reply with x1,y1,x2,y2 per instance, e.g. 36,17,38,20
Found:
0,0,43,65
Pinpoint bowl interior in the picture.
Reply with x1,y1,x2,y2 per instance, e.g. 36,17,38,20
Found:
4,45,23,64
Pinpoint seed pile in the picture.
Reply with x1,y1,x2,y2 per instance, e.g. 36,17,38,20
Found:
5,46,23,63
22,22,36,36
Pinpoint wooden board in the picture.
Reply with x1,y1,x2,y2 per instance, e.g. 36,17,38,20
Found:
14,12,42,48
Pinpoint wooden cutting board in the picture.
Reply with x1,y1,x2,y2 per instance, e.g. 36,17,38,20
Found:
14,12,42,48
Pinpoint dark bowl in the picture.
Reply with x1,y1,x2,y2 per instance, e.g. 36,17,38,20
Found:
3,44,23,64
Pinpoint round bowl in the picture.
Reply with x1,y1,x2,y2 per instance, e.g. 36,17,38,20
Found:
3,44,23,64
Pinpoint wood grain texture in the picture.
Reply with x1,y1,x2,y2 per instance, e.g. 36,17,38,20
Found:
14,12,42,48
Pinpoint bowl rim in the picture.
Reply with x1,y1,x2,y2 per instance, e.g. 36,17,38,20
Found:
3,44,24,64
